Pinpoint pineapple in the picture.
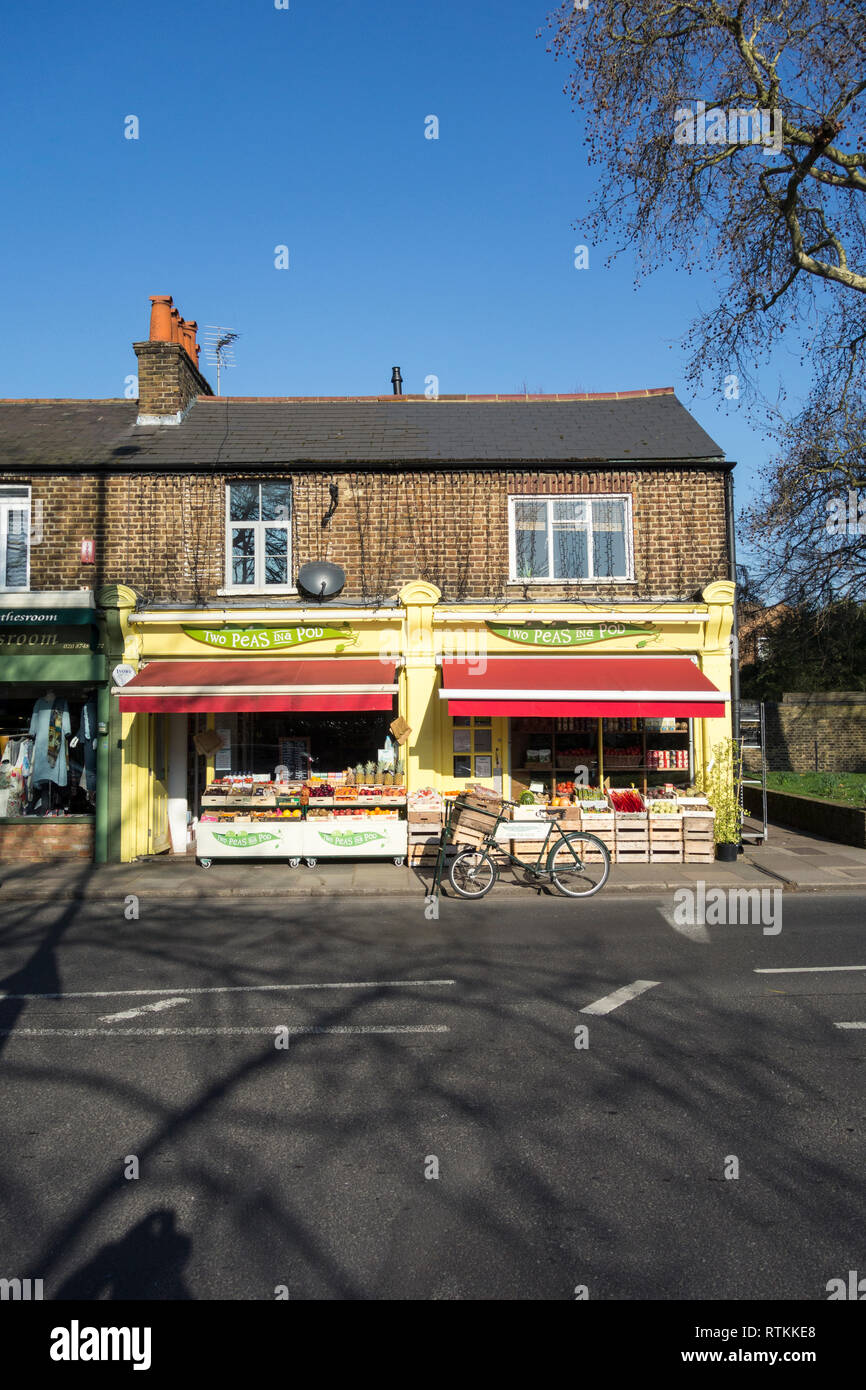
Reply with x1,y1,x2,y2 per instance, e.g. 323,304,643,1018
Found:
384,770,394,787
354,762,365,785
376,759,388,785
364,760,376,784
344,767,355,787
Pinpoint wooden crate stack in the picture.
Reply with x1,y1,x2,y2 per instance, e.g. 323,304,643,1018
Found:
682,810,715,863
614,811,649,863
407,789,447,867
648,810,684,862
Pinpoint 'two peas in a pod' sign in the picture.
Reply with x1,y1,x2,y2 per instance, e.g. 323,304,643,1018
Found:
182,623,359,652
486,621,661,649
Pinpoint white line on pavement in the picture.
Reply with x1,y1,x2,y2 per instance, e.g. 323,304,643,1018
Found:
835,1023,866,1030
755,966,866,974
0,979,456,1002
0,1025,450,1038
580,980,661,1016
99,998,190,1023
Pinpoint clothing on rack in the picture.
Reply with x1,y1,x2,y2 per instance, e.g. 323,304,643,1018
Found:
29,696,71,787
75,698,98,794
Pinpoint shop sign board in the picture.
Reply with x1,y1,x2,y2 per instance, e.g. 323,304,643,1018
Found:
112,664,136,687
182,623,358,652
316,829,385,847
0,607,95,626
487,622,661,649
212,830,281,849
0,626,97,653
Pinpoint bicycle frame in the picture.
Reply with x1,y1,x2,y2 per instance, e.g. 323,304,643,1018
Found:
431,797,587,897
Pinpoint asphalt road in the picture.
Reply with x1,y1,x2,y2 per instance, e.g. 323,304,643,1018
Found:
0,889,864,1300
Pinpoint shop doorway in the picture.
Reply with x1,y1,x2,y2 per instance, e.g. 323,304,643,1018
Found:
150,713,170,853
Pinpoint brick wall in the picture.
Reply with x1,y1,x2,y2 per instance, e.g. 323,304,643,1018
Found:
133,340,212,420
1,466,729,603
0,821,94,861
743,694,866,774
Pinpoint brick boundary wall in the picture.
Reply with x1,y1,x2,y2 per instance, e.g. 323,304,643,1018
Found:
0,820,94,862
743,694,866,775
742,786,866,848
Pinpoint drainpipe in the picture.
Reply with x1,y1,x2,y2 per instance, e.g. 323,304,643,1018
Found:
725,469,740,746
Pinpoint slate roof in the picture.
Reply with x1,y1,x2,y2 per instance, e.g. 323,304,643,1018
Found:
0,390,727,471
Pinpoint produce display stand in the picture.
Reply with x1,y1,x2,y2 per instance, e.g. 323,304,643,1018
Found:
196,780,408,867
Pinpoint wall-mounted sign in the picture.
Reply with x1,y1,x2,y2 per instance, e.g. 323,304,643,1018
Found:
112,663,137,686
182,623,358,652
487,622,661,649
80,540,95,564
0,607,95,626
0,626,96,653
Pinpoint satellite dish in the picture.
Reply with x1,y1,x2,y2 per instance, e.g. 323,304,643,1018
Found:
297,561,346,601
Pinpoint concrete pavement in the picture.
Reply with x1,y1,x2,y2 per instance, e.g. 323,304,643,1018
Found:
2,816,866,899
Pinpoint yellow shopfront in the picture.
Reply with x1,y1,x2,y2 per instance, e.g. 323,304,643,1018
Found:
110,580,733,862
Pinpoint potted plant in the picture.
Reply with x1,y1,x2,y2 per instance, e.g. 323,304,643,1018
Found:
698,736,742,860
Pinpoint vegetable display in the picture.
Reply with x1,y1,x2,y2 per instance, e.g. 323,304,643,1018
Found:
608,789,644,813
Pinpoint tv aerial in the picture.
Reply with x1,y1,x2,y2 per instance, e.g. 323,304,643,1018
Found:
202,326,240,395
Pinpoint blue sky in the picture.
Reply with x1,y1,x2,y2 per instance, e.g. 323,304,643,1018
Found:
0,0,813,554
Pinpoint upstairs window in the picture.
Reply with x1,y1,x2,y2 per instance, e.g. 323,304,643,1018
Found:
509,494,633,582
225,482,292,590
0,486,30,591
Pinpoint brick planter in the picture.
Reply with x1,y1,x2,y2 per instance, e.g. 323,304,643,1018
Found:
0,818,94,862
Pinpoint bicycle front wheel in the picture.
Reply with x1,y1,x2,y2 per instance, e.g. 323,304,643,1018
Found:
547,832,610,898
449,849,498,899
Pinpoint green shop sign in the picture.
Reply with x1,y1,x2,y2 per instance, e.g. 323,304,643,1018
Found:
487,622,661,649
0,607,95,626
182,623,358,652
212,830,280,848
317,830,385,847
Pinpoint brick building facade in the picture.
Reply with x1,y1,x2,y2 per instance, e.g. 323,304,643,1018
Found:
1,464,729,606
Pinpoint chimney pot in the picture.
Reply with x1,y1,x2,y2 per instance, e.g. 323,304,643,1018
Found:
149,294,173,341
391,366,403,396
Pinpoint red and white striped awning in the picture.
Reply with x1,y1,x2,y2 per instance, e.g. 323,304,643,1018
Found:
114,659,398,713
440,656,726,717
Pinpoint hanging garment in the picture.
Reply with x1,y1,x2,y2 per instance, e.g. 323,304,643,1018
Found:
13,736,34,801
0,745,25,816
76,698,98,794
29,696,71,787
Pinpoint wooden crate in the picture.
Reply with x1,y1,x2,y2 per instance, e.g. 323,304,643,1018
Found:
575,822,617,856
614,812,649,863
509,841,550,862
683,811,715,863
649,813,684,863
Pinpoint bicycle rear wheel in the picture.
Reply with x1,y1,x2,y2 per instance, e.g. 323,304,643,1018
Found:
547,832,610,898
449,849,498,899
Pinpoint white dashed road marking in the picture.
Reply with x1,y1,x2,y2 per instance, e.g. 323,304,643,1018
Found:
99,998,190,1023
0,979,456,1002
580,980,661,1015
2,1025,450,1038
754,965,866,974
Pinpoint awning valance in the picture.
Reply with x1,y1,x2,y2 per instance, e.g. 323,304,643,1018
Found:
115,659,398,713
439,656,726,717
